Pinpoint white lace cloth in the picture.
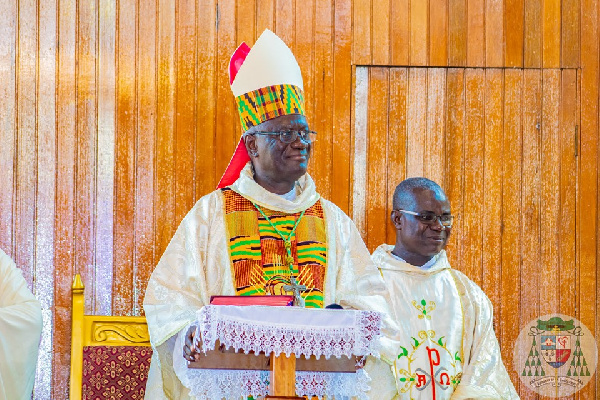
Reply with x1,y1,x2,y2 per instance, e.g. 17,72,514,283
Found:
197,305,381,358
173,305,382,399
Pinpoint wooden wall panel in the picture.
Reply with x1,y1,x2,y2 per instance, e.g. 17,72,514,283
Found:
409,0,428,65
97,0,116,316
579,1,599,398
214,0,236,187
0,0,16,252
559,69,578,318
0,1,599,398
53,0,77,396
524,0,542,68
294,0,311,125
256,0,274,32
519,70,542,400
462,69,485,284
331,0,352,212
155,0,176,259
390,0,409,65
466,0,485,66
196,0,217,194
386,68,408,246
75,0,98,315
540,69,561,316
114,0,136,316
366,68,389,250
562,0,581,68
34,0,57,396
448,0,466,65
312,0,334,199
295,0,315,181
406,69,427,177
500,69,523,388
351,66,368,235
353,0,370,64
15,0,37,290
485,0,503,66
371,0,389,65
275,0,293,45
175,0,198,222
444,68,465,265
429,0,447,66
504,0,524,67
481,69,503,318
424,69,446,185
543,0,561,67
135,0,157,316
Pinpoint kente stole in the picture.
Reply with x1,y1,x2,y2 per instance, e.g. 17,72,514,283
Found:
221,188,327,308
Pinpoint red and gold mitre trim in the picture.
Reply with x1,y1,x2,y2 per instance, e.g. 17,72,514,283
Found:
236,84,305,131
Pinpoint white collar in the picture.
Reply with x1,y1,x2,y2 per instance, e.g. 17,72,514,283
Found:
372,244,451,275
229,162,320,213
389,251,440,270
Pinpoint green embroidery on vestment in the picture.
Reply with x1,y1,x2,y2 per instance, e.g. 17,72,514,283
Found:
412,298,436,320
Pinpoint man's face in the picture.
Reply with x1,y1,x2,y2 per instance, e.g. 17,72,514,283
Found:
245,114,311,184
392,188,452,260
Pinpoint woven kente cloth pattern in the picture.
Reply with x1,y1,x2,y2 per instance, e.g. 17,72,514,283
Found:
222,188,327,308
236,84,305,131
81,346,152,400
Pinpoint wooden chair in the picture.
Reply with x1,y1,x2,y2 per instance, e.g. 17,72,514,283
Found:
70,274,152,399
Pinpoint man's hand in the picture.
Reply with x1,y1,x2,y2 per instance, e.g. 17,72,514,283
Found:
183,325,201,362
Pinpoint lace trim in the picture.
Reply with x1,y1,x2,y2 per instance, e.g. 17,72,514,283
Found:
198,305,382,359
296,369,371,400
186,369,269,399
182,369,371,400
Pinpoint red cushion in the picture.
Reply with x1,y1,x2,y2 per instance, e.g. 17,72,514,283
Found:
81,346,153,400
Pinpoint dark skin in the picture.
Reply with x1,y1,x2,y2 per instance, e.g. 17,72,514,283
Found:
391,187,452,266
243,114,311,194
184,327,199,361
184,114,313,362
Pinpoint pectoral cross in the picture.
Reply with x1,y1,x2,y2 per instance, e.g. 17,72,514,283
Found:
283,276,307,307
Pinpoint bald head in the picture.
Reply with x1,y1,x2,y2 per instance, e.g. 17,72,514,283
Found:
393,177,447,211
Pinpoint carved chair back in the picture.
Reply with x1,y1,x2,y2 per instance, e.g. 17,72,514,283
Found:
70,274,152,399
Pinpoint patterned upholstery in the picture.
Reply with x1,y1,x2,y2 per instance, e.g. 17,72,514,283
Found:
70,274,152,399
81,346,152,400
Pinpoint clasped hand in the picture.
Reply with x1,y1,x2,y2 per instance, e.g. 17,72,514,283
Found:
183,325,202,362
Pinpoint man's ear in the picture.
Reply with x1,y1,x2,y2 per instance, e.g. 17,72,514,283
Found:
391,210,403,230
244,134,259,157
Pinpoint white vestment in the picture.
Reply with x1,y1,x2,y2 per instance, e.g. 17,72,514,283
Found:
364,245,519,400
0,248,43,400
143,164,379,399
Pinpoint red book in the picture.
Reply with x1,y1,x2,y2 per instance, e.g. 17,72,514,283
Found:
209,295,294,307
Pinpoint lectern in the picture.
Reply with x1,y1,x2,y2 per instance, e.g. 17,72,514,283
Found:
173,305,382,399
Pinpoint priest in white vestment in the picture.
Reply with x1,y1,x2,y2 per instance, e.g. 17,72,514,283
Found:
364,178,519,400
143,29,381,399
0,248,43,400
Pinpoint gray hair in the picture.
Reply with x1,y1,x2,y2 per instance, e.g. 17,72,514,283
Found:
392,177,446,210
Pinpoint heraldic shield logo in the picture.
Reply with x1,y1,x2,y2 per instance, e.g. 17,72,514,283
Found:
514,314,598,397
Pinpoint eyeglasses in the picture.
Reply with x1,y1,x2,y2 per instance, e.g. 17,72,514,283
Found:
250,130,317,144
396,209,454,227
